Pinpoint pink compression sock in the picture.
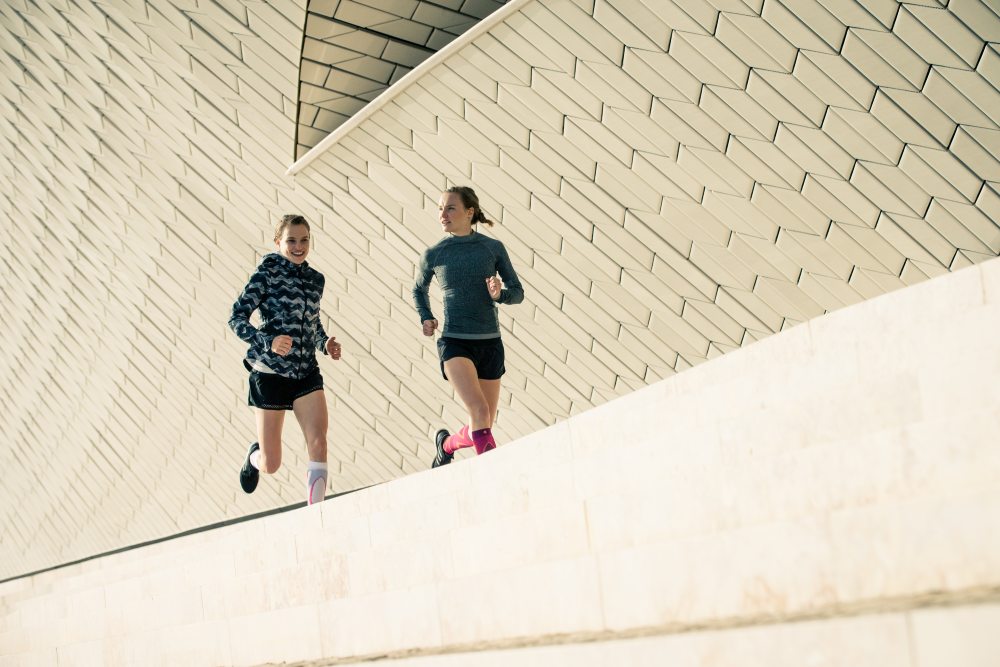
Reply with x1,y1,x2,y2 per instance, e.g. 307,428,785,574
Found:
444,425,474,454
471,428,496,455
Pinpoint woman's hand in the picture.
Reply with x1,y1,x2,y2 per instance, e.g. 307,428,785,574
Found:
326,336,342,360
486,276,502,301
422,319,438,337
271,334,293,356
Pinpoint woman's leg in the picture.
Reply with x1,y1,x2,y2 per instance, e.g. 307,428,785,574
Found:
443,357,491,429
444,358,500,455
438,364,503,457
292,389,329,504
479,378,501,428
254,408,285,474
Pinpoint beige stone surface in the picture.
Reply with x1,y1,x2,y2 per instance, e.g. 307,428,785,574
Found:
313,610,917,666
910,603,1000,667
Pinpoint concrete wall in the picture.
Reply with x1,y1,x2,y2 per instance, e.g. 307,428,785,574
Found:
3,256,997,666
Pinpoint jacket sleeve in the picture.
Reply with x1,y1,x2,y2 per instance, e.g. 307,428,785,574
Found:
494,242,524,306
411,248,436,322
313,274,331,354
315,319,330,354
228,264,272,349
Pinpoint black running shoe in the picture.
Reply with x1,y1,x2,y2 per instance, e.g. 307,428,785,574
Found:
240,442,260,493
432,429,453,468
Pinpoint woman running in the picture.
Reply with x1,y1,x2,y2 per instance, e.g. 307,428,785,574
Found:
229,214,342,504
412,186,524,467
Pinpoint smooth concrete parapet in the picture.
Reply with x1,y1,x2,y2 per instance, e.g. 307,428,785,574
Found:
2,258,999,666
325,602,1000,667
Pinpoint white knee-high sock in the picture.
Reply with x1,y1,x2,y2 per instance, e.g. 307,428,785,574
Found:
306,461,328,505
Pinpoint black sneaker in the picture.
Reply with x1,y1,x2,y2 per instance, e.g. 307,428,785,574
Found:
240,442,260,493
432,429,453,468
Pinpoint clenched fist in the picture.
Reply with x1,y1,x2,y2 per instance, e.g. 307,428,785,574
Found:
271,334,293,356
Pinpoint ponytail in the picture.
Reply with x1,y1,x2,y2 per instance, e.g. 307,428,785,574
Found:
471,208,495,227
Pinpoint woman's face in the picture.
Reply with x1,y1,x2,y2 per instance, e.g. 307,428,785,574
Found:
276,223,310,264
438,192,473,236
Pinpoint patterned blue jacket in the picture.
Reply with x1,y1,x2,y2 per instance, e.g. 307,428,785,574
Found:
228,253,330,379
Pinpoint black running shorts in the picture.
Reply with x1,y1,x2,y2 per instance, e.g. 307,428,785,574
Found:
437,336,505,381
248,369,324,410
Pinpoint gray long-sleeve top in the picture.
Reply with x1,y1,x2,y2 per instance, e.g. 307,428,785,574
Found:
412,232,524,339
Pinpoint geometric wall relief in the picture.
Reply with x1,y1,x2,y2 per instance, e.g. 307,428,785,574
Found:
0,0,997,580
0,0,340,579
297,0,508,157
291,0,1000,431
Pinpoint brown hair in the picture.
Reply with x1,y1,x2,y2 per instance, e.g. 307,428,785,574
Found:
274,214,310,241
445,186,494,227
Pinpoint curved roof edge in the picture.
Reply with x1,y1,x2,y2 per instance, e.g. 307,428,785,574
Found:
285,0,534,176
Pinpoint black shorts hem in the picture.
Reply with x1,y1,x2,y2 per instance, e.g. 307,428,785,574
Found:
437,336,505,381
248,369,324,411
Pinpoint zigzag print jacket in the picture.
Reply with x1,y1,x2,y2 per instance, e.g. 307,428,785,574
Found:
228,253,330,379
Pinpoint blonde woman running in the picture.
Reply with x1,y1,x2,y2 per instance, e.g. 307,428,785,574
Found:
229,214,342,504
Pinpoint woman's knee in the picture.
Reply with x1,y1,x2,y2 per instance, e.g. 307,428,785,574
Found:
307,434,327,458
